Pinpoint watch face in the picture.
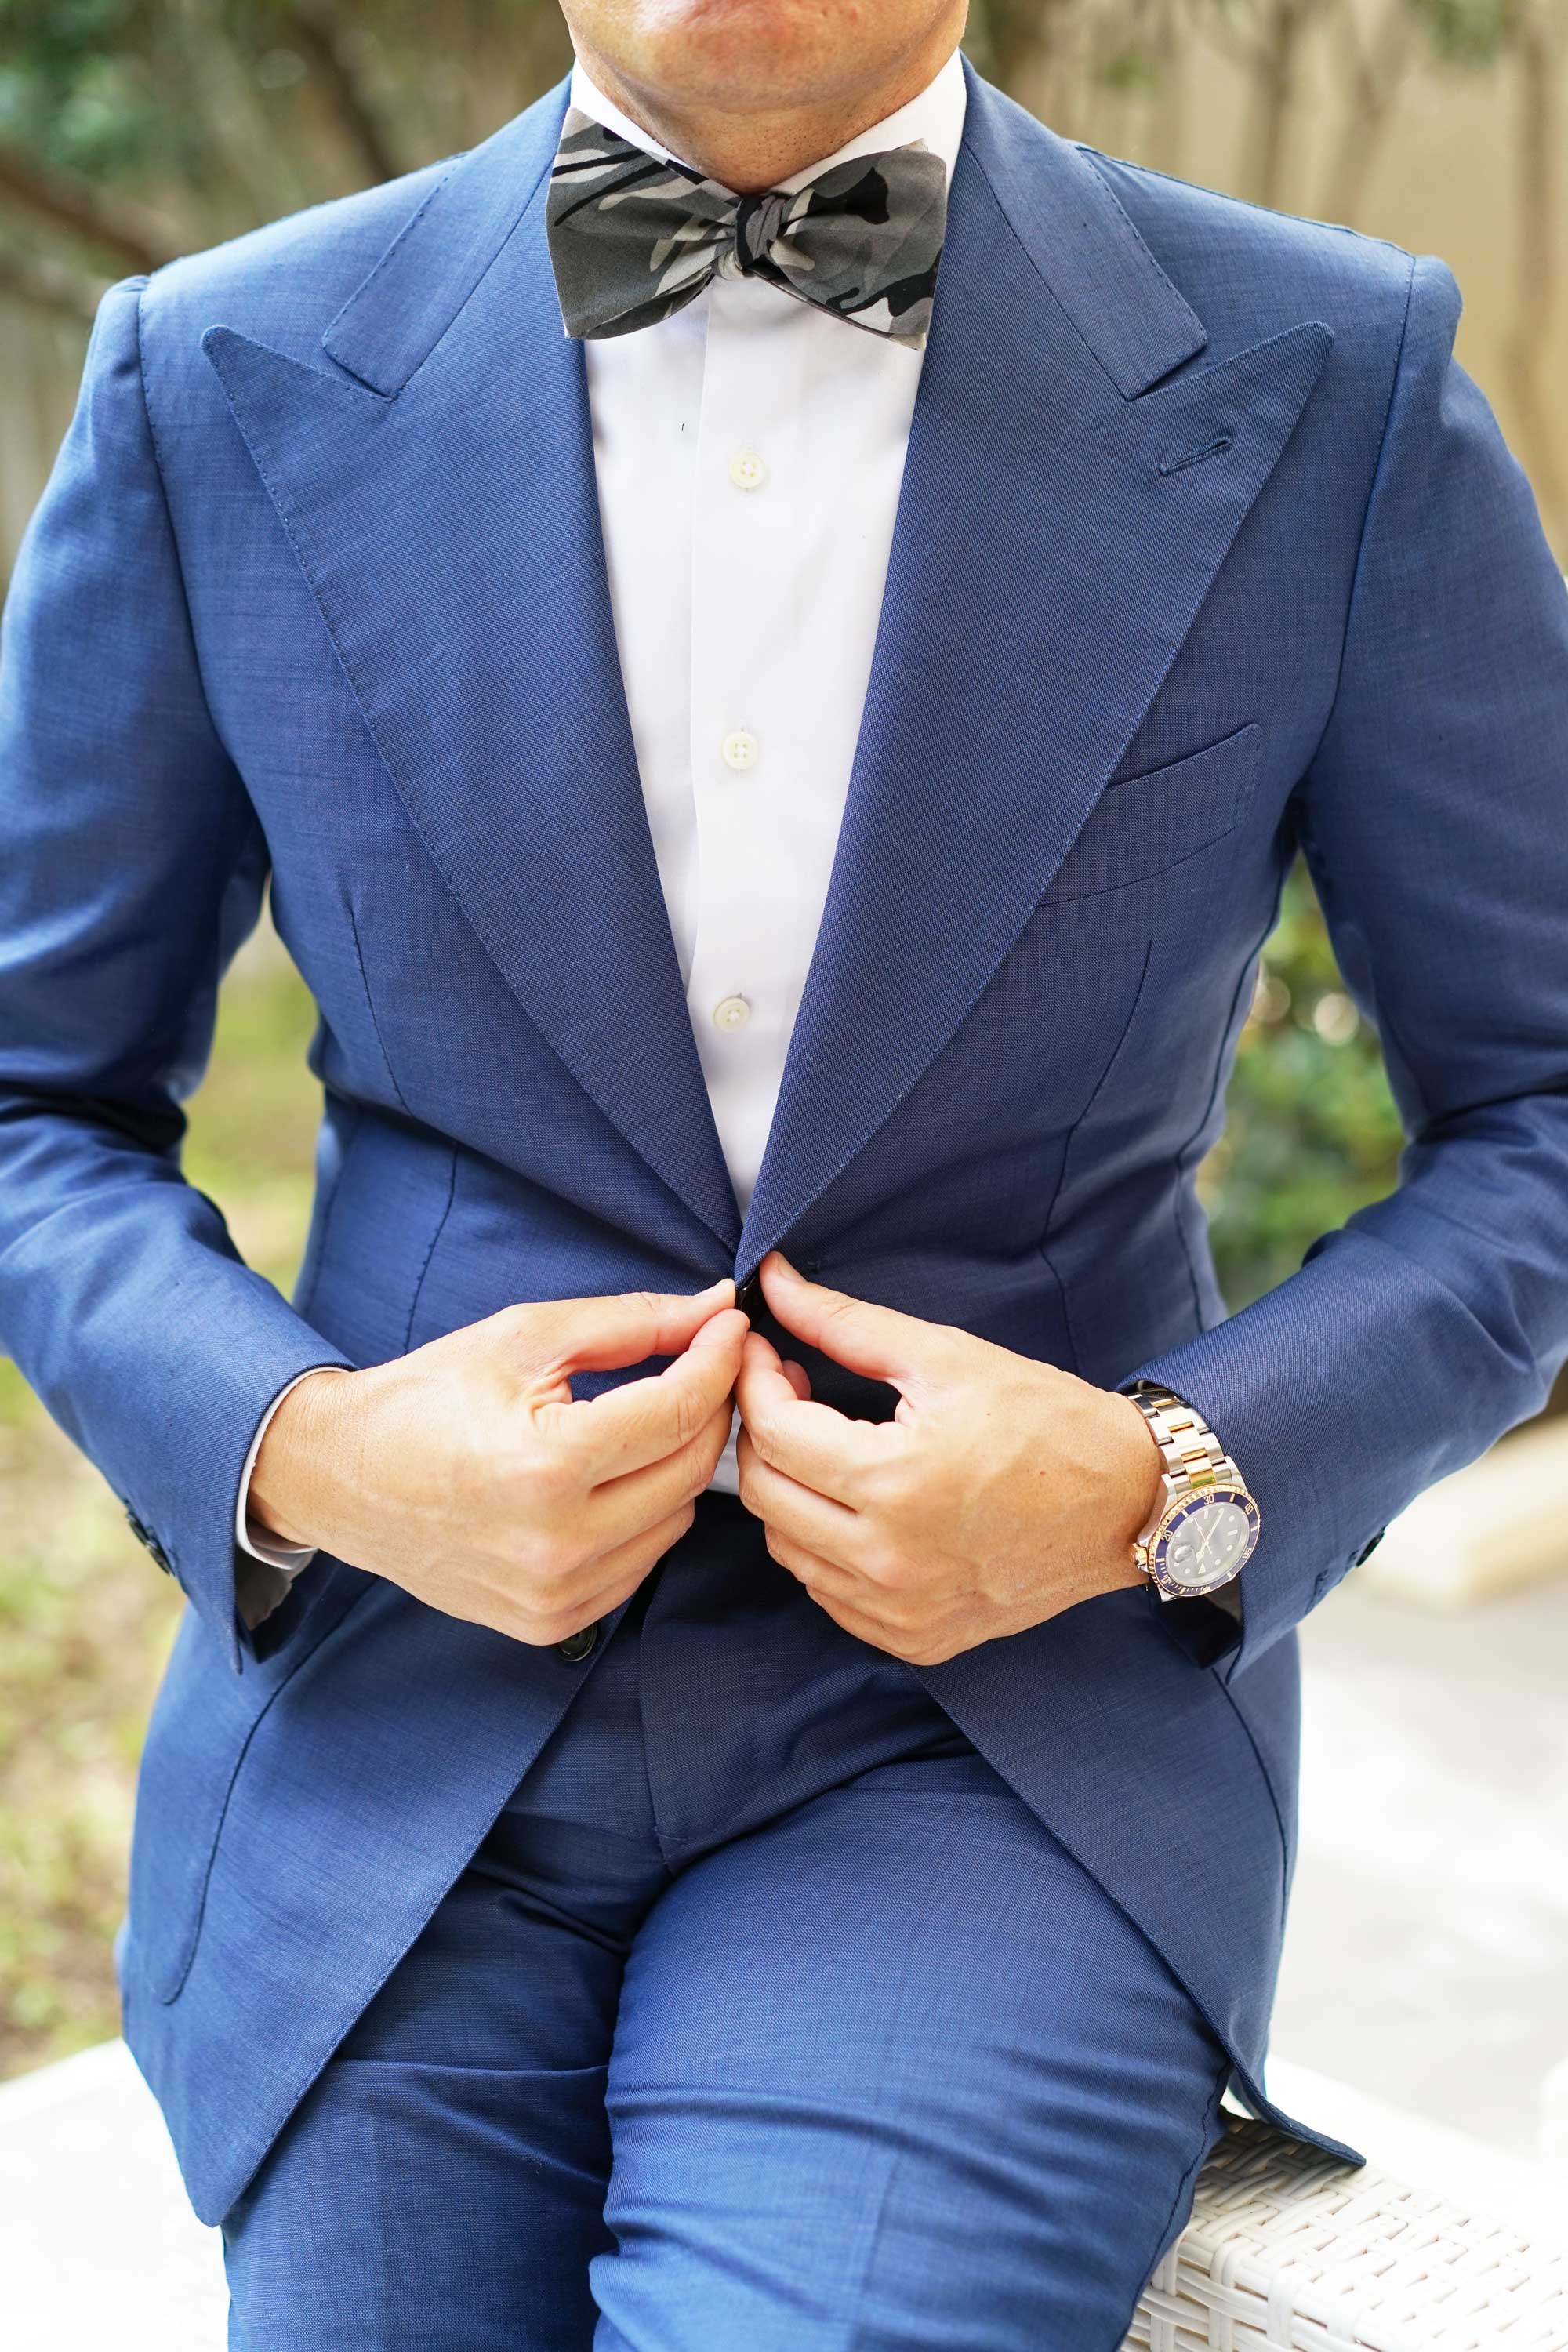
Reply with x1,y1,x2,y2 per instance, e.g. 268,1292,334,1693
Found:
1153,1485,1260,1595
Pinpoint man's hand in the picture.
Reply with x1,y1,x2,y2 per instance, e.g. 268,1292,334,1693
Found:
249,1281,746,1646
735,1254,1162,1664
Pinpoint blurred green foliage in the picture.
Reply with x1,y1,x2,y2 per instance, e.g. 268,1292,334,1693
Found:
0,0,184,180
1207,860,1403,1307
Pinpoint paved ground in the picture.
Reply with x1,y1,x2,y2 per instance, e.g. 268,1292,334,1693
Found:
1277,1567,1568,2157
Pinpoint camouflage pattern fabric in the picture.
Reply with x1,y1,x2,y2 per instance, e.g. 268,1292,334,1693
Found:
546,107,949,350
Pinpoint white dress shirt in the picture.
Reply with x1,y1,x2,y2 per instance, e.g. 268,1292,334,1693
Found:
238,48,968,1569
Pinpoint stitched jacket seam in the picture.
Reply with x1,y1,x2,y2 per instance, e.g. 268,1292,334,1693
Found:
1044,939,1154,1370
961,135,1130,394
404,1146,458,1352
1297,251,1418,779
1069,150,1207,339
294,1098,362,1326
338,140,556,394
1078,143,1410,255
345,899,413,1114
1211,1670,1292,1902
323,158,466,327
1172,897,1282,1327
135,283,245,774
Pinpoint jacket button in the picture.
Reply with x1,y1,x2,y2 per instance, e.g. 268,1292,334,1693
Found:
556,1623,598,1664
735,1269,762,1321
124,1505,172,1573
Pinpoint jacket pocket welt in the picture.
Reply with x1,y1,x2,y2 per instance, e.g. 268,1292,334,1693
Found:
1046,721,1262,902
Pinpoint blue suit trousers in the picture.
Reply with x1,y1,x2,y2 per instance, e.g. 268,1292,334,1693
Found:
222,1501,1232,2350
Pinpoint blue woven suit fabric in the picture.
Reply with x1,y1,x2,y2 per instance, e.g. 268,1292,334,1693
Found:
222,1501,1232,2349
1,52,1566,2273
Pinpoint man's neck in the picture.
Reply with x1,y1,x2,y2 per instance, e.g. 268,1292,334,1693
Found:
566,30,964,194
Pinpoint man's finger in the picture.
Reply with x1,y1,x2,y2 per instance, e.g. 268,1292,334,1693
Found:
760,1523,858,1603
534,1503,699,1643
735,1330,877,1503
557,1308,746,1478
799,1586,909,1661
586,1397,734,1548
525,1278,736,1377
757,1254,946,1389
735,1433,861,1565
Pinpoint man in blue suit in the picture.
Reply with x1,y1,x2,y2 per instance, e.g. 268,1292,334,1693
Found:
2,0,1566,2337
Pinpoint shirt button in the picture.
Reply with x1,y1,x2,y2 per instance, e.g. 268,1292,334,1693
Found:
556,1623,599,1663
720,729,758,772
713,994,752,1032
728,448,768,492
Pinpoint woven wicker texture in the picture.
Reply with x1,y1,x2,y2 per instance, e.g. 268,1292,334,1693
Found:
1124,2116,1568,2351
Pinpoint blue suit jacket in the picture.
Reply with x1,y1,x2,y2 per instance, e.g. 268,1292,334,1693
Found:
2,61,1566,2223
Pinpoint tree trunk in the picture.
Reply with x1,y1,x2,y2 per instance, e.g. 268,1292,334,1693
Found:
1243,0,1309,209
289,2,406,187
1145,0,1190,177
0,246,104,326
1317,0,1414,227
0,148,179,276
1503,9,1568,555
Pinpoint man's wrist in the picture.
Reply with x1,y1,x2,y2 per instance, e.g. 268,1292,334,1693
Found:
1125,1383,1260,1599
1076,1388,1168,1600
248,1365,354,1553
1109,1388,1169,1548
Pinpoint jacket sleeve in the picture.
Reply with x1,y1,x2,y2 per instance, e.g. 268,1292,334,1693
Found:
1123,253,1568,1682
0,278,350,1672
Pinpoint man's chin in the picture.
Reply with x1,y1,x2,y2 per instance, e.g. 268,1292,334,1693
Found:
569,0,952,117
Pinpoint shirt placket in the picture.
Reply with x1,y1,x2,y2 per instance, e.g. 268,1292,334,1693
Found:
686,268,812,1217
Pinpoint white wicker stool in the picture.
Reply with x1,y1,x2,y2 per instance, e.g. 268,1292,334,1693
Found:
1125,2116,1568,2350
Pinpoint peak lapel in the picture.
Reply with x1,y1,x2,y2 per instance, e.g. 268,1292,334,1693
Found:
735,68,1331,1276
205,82,742,1254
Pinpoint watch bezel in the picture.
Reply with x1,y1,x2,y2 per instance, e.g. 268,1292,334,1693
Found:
1142,1480,1260,1599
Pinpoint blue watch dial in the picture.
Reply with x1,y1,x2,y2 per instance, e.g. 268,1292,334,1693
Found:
1152,1485,1260,1594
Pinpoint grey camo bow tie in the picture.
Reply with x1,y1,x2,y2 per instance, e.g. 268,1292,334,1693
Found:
546,107,948,350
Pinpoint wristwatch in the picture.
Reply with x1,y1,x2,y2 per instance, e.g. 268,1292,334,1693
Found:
1127,1385,1260,1600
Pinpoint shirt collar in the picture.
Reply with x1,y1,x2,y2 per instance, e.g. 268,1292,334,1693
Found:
565,44,967,196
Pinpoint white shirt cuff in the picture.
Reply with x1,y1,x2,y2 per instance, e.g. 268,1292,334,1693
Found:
235,1369,338,1576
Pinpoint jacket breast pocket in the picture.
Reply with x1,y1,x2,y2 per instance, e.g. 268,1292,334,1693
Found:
1044,722,1261,903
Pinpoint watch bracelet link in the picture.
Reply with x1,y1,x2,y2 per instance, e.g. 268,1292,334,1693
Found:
1126,1384,1259,1601
1127,1385,1230,1494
